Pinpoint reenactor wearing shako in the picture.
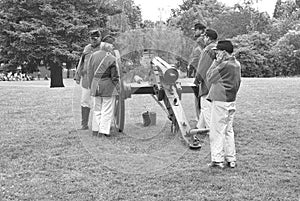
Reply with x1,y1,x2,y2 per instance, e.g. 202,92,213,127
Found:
75,30,102,130
87,33,119,137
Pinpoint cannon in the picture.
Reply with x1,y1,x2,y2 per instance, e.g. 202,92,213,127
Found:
113,50,209,149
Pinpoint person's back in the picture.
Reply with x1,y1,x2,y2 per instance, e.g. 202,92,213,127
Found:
87,37,120,137
88,47,118,97
196,41,217,96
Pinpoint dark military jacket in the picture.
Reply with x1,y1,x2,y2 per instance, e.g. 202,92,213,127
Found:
87,50,119,97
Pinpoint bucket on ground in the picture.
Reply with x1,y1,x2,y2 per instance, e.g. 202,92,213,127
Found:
142,111,156,126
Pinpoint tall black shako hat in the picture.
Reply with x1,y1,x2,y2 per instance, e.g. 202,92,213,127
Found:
213,40,234,54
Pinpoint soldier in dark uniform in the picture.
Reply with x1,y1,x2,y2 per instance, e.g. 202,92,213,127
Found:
87,34,119,136
187,22,207,78
194,29,218,130
188,22,207,122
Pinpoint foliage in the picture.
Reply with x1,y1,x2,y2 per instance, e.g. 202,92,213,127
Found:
0,0,120,74
273,0,298,19
231,32,274,77
269,30,300,76
231,30,300,77
1,0,300,79
166,0,300,77
115,24,196,77
142,20,155,29
107,0,142,32
269,0,300,41
211,6,272,39
169,0,226,38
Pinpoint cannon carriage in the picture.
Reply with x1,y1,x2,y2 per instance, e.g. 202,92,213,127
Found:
113,50,209,149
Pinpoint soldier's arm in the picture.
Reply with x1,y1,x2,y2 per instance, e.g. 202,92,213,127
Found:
189,47,201,70
207,61,226,84
194,50,208,84
110,61,119,83
87,54,94,89
74,55,85,83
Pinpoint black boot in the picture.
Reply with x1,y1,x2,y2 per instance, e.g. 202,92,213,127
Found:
78,106,90,130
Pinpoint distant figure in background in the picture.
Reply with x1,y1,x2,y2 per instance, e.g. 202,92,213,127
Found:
74,30,102,130
87,33,119,137
194,29,218,130
206,40,241,169
44,74,49,80
37,71,41,80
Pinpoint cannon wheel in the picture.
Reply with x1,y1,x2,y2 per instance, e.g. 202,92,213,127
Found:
114,50,125,132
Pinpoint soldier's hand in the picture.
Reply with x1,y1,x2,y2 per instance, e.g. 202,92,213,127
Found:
193,77,200,86
115,83,120,93
74,75,80,84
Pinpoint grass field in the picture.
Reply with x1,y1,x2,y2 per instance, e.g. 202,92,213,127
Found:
0,78,299,201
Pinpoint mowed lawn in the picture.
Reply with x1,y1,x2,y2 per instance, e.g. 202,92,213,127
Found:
0,78,299,201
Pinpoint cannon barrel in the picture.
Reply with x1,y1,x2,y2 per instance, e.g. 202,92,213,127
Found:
151,57,179,84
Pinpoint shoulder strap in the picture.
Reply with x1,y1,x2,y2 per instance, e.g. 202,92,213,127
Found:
94,52,111,76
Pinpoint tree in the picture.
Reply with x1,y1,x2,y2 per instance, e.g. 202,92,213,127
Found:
231,32,274,77
269,30,300,76
142,20,155,29
211,3,272,39
0,0,120,87
273,0,298,19
168,0,226,38
273,0,283,19
269,0,300,41
0,0,44,72
107,0,142,31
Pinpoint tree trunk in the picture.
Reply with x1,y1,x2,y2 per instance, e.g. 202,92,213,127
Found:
50,61,64,88
66,61,72,78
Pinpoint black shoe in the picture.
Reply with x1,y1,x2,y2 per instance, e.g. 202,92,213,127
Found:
78,126,89,130
207,162,225,169
102,133,110,137
227,161,236,168
189,136,202,149
92,131,98,136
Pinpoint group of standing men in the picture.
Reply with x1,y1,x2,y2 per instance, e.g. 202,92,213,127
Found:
188,23,242,169
74,24,242,169
74,30,119,137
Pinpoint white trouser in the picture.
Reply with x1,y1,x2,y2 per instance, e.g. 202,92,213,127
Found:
80,80,91,108
92,96,116,134
209,101,236,163
197,95,211,129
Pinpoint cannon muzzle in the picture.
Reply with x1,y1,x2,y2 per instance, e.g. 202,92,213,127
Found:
151,57,179,84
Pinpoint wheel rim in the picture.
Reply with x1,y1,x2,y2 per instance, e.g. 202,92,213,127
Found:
114,50,125,132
